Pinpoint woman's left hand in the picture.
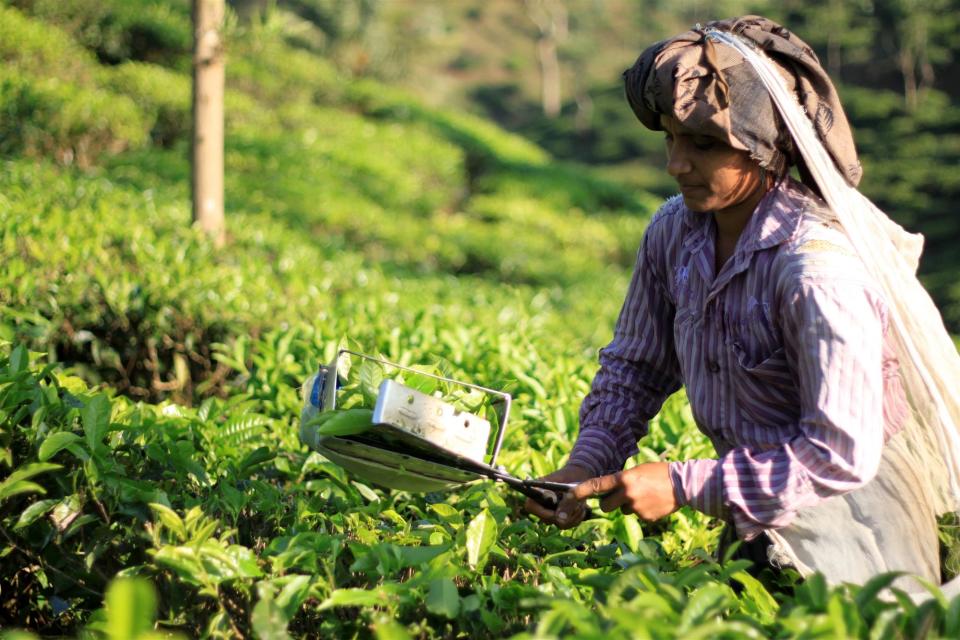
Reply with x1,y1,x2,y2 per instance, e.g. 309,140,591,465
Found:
572,462,679,521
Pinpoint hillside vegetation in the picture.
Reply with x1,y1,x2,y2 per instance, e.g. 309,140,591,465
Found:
335,0,960,330
2,1,959,638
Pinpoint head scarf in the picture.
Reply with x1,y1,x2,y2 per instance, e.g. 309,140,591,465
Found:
624,15,862,187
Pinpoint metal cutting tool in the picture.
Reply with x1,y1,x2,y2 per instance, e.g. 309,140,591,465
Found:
299,350,574,509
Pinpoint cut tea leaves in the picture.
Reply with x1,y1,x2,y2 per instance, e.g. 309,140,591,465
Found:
315,408,376,437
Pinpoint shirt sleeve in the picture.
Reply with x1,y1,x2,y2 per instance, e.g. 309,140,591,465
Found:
568,221,683,476
669,272,888,540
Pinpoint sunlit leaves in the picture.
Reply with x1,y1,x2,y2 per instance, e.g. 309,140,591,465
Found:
252,577,313,640
104,578,157,640
318,588,391,611
731,571,779,625
81,393,111,453
466,509,498,571
152,542,262,596
37,432,82,462
358,359,384,407
612,512,644,554
426,578,460,619
0,462,60,503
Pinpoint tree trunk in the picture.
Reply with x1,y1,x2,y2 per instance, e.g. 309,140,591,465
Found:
899,46,918,112
192,0,226,247
538,36,562,118
525,0,568,119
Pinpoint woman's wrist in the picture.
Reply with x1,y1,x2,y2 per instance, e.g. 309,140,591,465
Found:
666,461,688,509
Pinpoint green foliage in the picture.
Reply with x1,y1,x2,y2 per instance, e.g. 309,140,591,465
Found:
0,70,149,167
312,408,374,436
103,577,159,640
0,6,163,166
9,0,192,68
0,4,100,81
3,342,959,637
227,21,347,108
102,62,191,147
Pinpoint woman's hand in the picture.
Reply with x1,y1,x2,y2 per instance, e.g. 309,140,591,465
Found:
523,464,594,530
572,461,678,521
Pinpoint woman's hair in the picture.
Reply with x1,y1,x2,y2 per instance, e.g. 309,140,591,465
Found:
623,16,861,189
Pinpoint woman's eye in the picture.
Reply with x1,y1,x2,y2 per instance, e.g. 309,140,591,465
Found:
692,137,717,151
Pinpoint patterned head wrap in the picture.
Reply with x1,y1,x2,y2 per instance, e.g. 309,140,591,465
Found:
624,15,862,187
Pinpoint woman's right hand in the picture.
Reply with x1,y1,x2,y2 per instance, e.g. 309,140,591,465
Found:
523,464,595,530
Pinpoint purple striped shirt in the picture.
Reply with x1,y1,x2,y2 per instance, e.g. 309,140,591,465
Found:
568,178,907,539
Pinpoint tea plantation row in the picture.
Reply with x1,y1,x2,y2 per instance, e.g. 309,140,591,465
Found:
7,341,960,638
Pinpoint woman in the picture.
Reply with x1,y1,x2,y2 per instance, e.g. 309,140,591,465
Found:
526,16,956,588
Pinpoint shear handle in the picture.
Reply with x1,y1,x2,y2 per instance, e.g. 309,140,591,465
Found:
514,484,566,510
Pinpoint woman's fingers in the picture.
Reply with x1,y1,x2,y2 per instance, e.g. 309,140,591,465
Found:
572,471,623,501
529,465,674,524
522,464,596,528
524,497,558,523
599,488,629,513
524,493,585,529
554,492,586,528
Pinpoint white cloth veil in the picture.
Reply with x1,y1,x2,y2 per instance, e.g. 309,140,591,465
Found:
709,29,960,592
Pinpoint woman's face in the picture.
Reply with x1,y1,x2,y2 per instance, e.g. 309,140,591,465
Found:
660,115,764,214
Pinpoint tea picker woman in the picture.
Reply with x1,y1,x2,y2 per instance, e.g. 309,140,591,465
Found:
526,16,960,593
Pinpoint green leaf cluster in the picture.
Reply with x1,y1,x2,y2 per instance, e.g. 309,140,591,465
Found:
4,342,960,637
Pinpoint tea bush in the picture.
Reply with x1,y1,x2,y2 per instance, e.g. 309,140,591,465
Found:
7,0,192,68
0,4,100,82
0,6,158,165
0,71,148,166
102,62,191,147
5,342,960,638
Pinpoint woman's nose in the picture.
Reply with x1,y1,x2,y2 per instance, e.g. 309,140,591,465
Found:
666,143,692,178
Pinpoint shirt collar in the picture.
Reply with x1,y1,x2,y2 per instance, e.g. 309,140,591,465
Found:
680,177,809,254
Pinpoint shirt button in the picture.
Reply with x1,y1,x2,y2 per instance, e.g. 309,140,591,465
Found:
707,360,720,373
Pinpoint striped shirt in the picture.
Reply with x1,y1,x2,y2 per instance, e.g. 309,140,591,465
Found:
568,178,908,540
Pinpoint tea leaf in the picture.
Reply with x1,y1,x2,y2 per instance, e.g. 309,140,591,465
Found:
731,571,779,625
466,509,497,570
81,394,111,451
252,582,291,640
104,577,156,640
0,462,61,503
855,572,904,611
38,432,82,462
426,578,460,619
358,360,384,407
316,409,375,437
612,513,643,553
319,588,385,610
14,498,58,529
403,368,438,395
374,618,413,640
9,344,27,374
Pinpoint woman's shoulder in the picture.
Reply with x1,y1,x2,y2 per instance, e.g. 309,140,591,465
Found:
638,195,692,269
648,194,686,228
642,194,688,248
774,184,875,289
